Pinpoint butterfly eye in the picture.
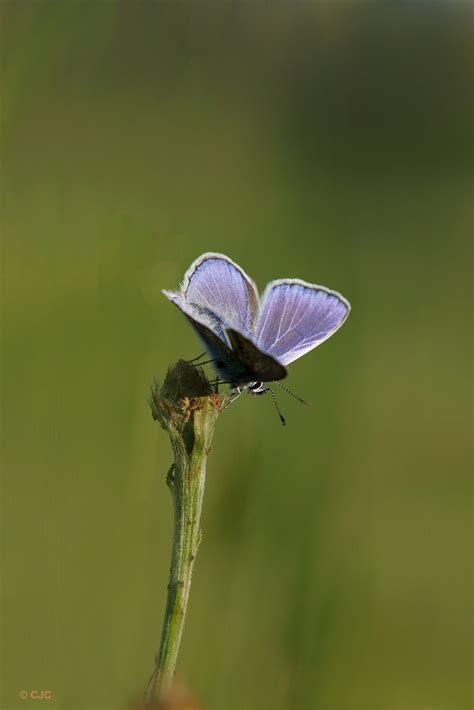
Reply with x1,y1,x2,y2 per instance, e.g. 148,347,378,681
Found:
248,381,266,394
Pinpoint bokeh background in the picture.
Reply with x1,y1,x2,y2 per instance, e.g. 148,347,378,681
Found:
1,2,472,710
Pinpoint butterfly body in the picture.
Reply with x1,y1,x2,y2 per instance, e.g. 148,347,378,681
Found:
182,314,287,389
163,252,350,395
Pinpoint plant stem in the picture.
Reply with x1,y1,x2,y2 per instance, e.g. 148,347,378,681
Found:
144,360,224,705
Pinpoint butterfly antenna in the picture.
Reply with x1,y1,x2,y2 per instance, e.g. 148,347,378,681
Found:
273,380,311,406
267,385,286,426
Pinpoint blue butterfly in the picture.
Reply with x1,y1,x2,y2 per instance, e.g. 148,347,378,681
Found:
163,252,350,403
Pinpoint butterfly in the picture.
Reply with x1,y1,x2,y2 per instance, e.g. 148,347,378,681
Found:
162,252,350,404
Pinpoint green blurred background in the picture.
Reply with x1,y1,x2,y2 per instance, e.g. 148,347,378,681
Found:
1,2,472,709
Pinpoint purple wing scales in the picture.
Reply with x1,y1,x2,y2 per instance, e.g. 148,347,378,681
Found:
255,279,350,366
163,252,259,339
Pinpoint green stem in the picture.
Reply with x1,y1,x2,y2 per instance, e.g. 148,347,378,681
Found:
144,361,223,705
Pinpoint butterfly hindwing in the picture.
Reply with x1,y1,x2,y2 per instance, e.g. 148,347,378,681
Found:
184,316,258,385
225,329,287,383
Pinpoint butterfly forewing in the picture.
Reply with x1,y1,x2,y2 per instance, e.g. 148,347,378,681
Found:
180,253,260,335
255,280,350,366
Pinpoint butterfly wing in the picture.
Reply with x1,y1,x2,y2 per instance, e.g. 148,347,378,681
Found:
163,252,260,339
254,279,350,366
226,329,287,382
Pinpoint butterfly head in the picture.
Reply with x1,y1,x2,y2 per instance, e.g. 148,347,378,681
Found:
247,381,268,395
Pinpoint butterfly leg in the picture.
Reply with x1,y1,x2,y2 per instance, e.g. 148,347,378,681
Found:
186,351,208,364
223,387,242,410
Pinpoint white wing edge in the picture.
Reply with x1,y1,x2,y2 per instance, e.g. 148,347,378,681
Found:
161,288,232,346
162,288,210,321
179,252,260,304
259,277,351,313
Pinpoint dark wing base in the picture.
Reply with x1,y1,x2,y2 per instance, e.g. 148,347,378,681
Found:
184,315,287,386
225,329,287,384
